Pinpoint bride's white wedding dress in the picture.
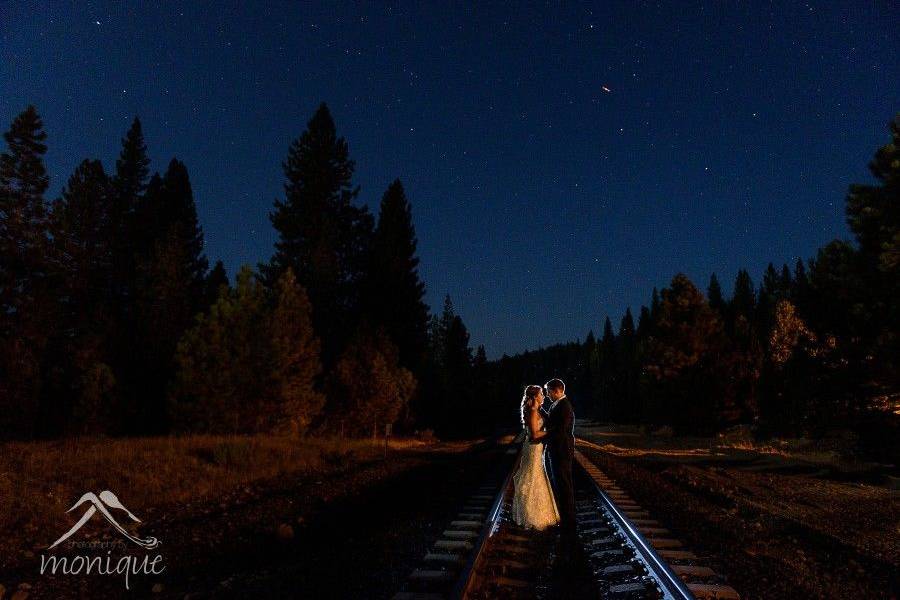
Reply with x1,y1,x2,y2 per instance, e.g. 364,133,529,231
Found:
512,415,560,530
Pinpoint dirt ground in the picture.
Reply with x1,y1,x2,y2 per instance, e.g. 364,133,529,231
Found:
577,424,900,600
0,439,503,599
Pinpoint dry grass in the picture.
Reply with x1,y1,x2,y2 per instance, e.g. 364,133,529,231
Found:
576,422,873,470
0,434,433,545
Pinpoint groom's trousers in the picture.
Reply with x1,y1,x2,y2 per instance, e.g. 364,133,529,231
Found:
547,451,577,540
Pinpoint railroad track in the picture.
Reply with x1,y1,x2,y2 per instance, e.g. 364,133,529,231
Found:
392,438,740,600
574,449,739,599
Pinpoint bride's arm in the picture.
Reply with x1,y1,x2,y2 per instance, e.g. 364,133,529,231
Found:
528,405,547,441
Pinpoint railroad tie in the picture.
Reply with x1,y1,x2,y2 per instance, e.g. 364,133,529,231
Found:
409,569,456,584
442,529,480,541
392,593,445,600
658,549,698,561
687,583,742,600
648,537,684,549
639,526,672,537
671,565,717,578
450,520,483,528
608,581,648,596
434,539,474,552
423,552,466,566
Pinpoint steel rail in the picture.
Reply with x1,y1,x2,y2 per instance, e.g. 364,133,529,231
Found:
576,458,696,600
451,442,520,599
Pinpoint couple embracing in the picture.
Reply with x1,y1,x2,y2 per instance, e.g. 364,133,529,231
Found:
511,378,577,553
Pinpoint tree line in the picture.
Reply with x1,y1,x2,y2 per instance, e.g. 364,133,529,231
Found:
0,103,477,439
2,103,896,449
477,115,899,461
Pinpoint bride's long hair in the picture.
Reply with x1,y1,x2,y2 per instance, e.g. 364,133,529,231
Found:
520,385,543,428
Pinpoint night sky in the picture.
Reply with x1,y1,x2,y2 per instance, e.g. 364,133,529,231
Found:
2,2,897,357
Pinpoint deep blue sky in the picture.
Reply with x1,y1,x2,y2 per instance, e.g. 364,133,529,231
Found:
2,2,897,357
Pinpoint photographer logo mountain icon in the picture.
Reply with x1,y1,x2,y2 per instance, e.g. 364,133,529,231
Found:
47,490,160,550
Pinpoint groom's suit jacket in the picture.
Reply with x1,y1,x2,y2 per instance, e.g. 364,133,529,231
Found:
542,397,575,468
541,395,576,537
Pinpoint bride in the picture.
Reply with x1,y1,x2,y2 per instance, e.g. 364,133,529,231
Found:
512,385,560,530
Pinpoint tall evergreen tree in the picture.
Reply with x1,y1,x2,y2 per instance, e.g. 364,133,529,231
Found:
643,274,727,432
114,118,151,202
598,316,617,420
636,305,652,339
846,115,900,274
129,158,209,432
328,328,415,437
426,295,475,436
731,269,756,320
792,258,811,312
762,263,780,297
47,159,118,434
0,105,51,318
844,114,900,374
261,103,373,365
268,268,325,434
0,105,52,438
619,308,635,338
649,287,660,322
707,273,725,315
204,260,229,307
583,329,602,416
779,263,793,298
110,117,151,304
171,266,322,434
617,308,639,421
364,179,428,372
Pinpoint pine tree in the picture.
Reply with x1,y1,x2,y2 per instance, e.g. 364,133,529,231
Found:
844,114,900,374
111,118,150,255
731,269,756,320
583,329,602,416
598,316,617,420
779,264,792,298
649,287,660,322
617,308,639,421
159,159,208,289
762,263,779,297
51,160,116,314
110,117,151,306
328,328,415,437
170,266,269,433
427,295,474,436
846,114,900,274
130,158,209,432
171,266,323,434
707,273,725,315
636,305,652,339
0,105,51,318
204,259,229,307
792,258,811,313
0,105,52,438
261,103,373,365
619,308,635,338
364,179,428,372
114,118,151,202
269,268,324,434
643,274,727,432
47,159,118,434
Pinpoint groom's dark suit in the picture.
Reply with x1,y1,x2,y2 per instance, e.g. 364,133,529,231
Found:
542,395,576,542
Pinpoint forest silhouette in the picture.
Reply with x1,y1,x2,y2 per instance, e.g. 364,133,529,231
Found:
0,103,897,461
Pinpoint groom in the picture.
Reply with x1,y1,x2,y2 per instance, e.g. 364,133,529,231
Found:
541,378,576,553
